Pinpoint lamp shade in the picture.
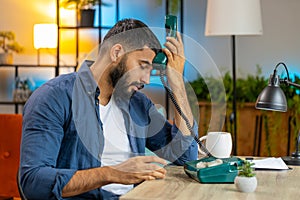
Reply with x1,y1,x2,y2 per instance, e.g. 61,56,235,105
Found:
255,75,287,112
34,24,58,49
205,0,263,36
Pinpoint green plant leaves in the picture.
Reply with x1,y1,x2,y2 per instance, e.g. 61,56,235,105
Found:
238,160,255,177
189,65,300,108
0,31,23,53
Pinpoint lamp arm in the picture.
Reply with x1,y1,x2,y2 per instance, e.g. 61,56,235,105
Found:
280,78,300,89
275,62,290,81
274,62,300,89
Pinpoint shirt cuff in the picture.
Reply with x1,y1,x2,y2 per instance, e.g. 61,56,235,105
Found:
171,119,199,165
52,169,77,199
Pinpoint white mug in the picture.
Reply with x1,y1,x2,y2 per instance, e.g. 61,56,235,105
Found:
198,132,232,158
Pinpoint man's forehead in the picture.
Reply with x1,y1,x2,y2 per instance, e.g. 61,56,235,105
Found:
128,46,155,55
133,47,156,60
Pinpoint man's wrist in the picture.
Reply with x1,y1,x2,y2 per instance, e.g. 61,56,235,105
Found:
99,166,117,184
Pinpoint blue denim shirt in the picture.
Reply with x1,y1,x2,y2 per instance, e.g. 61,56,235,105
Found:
20,61,198,200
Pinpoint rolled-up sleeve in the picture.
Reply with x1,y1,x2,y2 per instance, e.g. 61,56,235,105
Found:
145,102,198,165
20,81,76,199
169,121,198,165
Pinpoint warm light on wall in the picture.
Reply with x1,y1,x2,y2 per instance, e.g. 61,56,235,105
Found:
59,8,76,26
33,24,58,65
35,0,57,20
34,24,58,49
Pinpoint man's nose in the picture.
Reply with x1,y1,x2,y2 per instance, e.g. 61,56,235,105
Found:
141,70,151,84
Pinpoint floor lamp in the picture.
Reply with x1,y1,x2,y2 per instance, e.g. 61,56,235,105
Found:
205,0,263,155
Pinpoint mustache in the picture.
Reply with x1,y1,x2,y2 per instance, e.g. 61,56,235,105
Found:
130,82,144,90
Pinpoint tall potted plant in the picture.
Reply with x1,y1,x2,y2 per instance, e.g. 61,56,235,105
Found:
0,31,23,64
61,0,110,27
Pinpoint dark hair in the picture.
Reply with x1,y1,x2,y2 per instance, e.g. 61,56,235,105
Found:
102,18,161,54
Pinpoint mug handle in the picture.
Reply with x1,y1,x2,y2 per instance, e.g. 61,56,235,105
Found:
198,135,207,156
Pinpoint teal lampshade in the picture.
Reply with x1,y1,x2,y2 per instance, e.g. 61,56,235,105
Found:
255,74,287,112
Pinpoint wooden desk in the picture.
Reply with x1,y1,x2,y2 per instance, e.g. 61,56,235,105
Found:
121,165,300,200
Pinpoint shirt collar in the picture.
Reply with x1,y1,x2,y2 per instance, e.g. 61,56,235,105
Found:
77,60,99,96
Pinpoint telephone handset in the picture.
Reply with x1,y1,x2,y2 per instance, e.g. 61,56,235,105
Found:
152,15,212,157
152,15,177,70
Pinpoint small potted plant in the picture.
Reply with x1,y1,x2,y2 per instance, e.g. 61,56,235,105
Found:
0,31,23,64
234,160,257,193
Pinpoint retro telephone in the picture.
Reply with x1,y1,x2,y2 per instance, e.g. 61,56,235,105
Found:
152,15,211,156
152,16,243,184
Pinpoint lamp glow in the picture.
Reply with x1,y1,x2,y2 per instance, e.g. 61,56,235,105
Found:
34,24,58,49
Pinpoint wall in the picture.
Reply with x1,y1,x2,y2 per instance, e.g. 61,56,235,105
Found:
0,0,300,113
1,0,299,73
184,0,300,78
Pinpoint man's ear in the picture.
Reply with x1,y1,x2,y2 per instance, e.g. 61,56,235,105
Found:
110,44,124,62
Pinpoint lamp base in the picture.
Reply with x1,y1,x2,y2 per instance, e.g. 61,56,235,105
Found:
282,155,300,166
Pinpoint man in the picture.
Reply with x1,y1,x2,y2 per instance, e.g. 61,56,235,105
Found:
20,18,198,199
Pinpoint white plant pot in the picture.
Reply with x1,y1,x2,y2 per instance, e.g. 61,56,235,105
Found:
0,52,13,64
234,176,257,193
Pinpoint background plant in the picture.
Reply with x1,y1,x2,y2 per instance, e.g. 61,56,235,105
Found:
0,31,23,53
189,65,300,108
189,65,268,103
60,0,110,9
282,74,300,152
189,65,300,156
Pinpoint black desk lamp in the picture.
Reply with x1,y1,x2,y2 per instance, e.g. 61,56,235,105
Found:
255,62,300,165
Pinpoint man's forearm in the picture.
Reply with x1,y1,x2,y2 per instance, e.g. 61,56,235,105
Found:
62,166,112,197
62,155,167,198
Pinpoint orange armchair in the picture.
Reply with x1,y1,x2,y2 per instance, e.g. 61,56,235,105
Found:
0,114,22,199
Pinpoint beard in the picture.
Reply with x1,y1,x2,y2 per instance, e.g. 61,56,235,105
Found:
108,54,133,101
108,54,146,102
109,54,128,88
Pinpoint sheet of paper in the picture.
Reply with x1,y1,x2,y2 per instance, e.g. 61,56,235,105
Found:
250,157,289,170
